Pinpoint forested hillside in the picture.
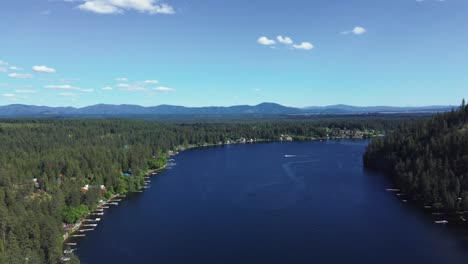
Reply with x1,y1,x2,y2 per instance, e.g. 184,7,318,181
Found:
0,117,407,263
364,101,468,210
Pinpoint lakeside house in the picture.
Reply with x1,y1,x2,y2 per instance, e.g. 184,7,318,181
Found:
32,178,39,188
280,134,293,142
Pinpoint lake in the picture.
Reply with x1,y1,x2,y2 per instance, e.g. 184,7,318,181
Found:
75,141,468,264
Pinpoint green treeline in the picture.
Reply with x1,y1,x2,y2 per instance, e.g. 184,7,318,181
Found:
364,101,468,210
0,117,409,263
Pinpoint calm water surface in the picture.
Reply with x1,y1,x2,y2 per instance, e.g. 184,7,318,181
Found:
76,141,468,263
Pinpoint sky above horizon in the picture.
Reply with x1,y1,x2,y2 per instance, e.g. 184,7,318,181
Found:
1,0,467,107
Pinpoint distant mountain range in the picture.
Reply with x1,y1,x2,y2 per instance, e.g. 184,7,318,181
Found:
0,103,455,117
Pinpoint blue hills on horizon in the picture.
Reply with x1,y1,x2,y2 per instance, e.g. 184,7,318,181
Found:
0,102,455,117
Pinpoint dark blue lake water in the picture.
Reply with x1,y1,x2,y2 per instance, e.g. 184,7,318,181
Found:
76,141,468,263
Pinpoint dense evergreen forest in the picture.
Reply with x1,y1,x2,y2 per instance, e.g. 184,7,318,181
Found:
365,102,468,210
0,117,414,263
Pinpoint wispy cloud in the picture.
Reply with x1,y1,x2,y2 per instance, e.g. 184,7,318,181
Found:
59,92,78,97
44,84,93,93
15,90,38,94
277,36,293,45
115,77,128,82
153,86,175,92
341,26,367,35
116,83,147,91
74,0,175,15
9,66,23,71
33,65,56,73
142,80,159,84
8,73,33,79
115,79,164,92
258,35,314,51
293,42,314,50
44,84,80,90
102,86,113,90
1,93,17,98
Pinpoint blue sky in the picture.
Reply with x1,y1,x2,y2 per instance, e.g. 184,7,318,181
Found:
0,0,467,107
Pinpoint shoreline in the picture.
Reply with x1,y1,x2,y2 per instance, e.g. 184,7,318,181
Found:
61,136,378,257
62,168,162,246
383,187,468,226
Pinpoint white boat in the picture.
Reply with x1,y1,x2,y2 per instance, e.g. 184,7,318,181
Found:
386,188,400,192
435,220,448,224
284,155,296,158
64,249,77,254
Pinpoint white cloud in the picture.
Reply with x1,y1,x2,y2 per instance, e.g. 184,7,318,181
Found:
33,65,56,73
9,66,23,71
0,60,7,66
59,92,78,97
44,84,93,93
117,83,147,91
292,42,314,50
8,73,33,79
257,36,276,46
277,36,293,45
153,86,175,92
15,90,37,94
1,93,16,97
342,26,367,35
76,0,175,15
102,86,113,90
44,84,80,90
0,67,7,72
116,83,130,88
352,26,367,35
